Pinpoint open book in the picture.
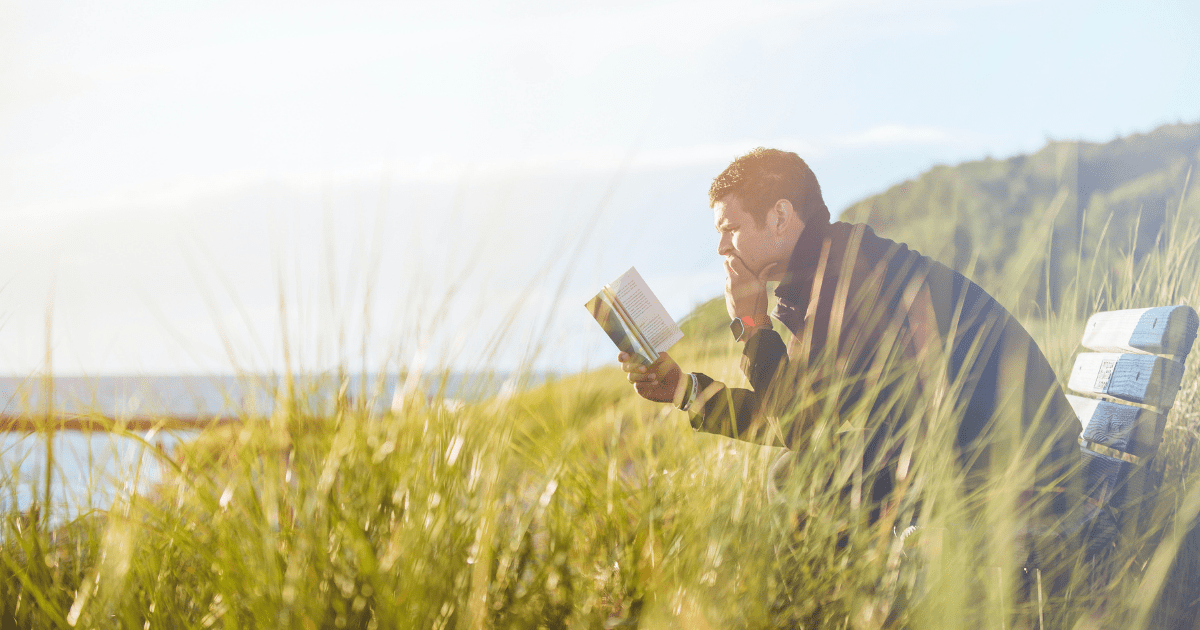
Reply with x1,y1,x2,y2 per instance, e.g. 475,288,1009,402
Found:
585,267,684,366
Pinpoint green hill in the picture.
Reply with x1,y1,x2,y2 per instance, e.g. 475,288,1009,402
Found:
841,122,1200,316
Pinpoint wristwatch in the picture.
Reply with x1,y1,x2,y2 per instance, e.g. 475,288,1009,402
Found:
730,315,770,342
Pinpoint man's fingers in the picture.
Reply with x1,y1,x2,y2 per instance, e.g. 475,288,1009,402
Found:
618,351,675,400
618,351,648,374
726,255,767,293
724,255,752,279
728,254,750,273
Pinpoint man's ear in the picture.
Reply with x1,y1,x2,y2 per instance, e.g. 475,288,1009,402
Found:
771,199,794,235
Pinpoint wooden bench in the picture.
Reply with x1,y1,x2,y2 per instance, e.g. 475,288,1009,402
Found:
1064,305,1199,556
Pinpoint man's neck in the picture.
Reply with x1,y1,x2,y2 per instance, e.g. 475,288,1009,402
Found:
781,221,834,284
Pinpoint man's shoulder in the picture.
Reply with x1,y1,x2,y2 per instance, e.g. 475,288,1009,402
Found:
835,221,1011,322
835,222,974,289
827,221,918,264
831,221,928,284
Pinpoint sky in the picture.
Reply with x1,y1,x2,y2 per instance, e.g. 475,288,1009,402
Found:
1,0,1198,376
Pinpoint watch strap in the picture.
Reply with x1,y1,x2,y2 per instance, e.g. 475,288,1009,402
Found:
678,372,699,411
739,315,765,328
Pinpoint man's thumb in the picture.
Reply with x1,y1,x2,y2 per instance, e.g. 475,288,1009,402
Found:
757,261,781,283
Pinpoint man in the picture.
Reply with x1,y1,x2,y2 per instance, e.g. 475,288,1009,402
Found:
618,148,1082,559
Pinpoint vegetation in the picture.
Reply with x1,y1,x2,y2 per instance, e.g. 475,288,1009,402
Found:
842,121,1200,316
2,126,1199,628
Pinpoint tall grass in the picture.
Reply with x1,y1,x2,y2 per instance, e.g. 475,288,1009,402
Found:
2,203,1199,629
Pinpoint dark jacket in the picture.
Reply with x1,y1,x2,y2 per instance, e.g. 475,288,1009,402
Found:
689,221,1081,528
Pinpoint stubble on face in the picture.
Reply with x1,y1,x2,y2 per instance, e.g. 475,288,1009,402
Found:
713,195,777,277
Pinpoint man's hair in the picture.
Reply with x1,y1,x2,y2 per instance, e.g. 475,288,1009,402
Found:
708,148,830,227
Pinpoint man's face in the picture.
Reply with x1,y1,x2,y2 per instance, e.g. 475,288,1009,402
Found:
712,195,783,276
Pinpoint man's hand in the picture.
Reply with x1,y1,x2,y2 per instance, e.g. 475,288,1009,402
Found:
618,351,684,405
724,255,776,322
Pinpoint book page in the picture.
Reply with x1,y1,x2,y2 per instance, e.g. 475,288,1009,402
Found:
607,267,684,353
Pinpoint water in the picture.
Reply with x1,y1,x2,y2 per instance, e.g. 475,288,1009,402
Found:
0,372,549,523
0,429,196,522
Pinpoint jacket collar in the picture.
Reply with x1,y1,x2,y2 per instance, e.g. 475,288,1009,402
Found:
775,220,832,306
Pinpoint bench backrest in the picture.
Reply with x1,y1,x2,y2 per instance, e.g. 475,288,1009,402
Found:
1065,305,1198,549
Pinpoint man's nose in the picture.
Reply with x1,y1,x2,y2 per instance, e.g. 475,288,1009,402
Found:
717,234,732,256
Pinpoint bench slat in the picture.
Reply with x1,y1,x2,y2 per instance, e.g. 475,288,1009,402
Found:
1080,306,1199,357
1080,447,1157,515
1080,447,1131,506
1067,352,1186,409
1067,394,1165,459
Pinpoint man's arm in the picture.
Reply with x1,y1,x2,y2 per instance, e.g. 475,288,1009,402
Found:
619,328,815,449
618,254,795,446
686,253,794,445
741,328,789,392
687,328,790,446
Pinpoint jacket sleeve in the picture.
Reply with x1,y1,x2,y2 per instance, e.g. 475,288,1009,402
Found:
687,329,791,446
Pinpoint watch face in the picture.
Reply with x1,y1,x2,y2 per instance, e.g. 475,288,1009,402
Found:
729,318,745,341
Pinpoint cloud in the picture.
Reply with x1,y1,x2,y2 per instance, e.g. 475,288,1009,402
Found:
838,124,958,148
2,135,827,225
631,139,826,169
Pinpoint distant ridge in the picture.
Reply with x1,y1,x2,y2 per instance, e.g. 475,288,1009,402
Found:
841,122,1200,314
0,371,554,420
